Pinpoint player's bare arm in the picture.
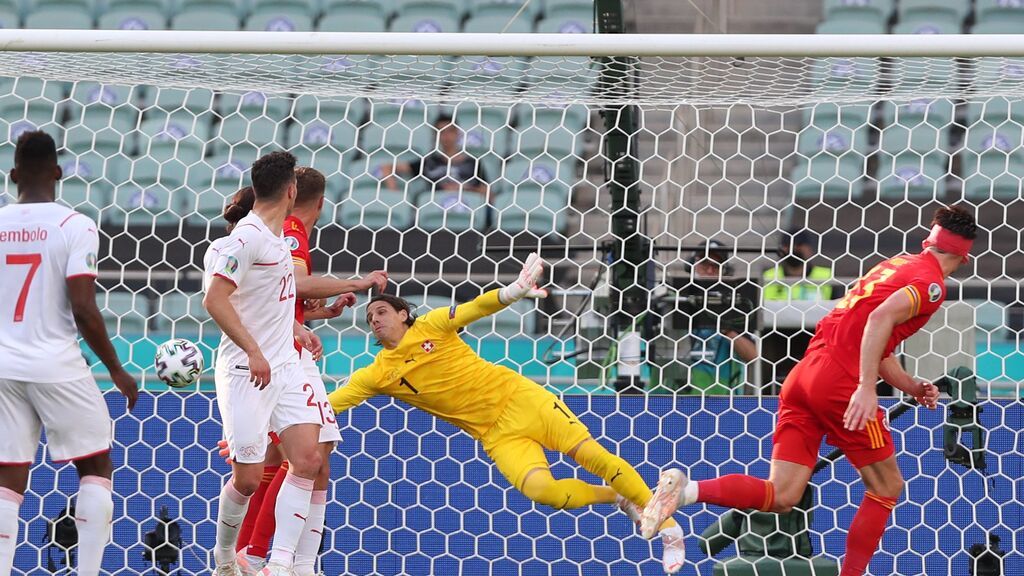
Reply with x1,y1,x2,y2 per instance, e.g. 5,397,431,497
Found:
879,355,939,409
845,286,917,431
293,320,322,361
67,275,138,410
304,293,356,321
294,269,388,299
204,275,271,388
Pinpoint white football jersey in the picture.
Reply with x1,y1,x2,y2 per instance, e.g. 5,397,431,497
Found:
0,202,99,383
202,212,298,372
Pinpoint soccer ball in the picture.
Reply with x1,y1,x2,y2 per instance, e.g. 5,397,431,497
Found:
154,338,204,388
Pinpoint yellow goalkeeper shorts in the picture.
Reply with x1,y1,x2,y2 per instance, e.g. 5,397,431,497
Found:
481,375,593,491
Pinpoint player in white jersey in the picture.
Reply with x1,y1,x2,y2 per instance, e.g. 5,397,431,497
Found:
203,151,330,576
0,130,138,576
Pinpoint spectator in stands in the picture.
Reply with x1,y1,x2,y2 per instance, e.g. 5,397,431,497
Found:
382,114,489,198
762,230,833,301
685,240,758,395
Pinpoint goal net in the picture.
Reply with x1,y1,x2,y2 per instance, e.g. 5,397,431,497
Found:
5,32,1022,575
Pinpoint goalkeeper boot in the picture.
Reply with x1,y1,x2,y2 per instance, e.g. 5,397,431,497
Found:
660,525,686,574
641,469,689,539
213,562,243,576
615,494,642,529
235,549,266,576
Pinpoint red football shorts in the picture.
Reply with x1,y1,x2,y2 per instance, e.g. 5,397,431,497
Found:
772,350,894,470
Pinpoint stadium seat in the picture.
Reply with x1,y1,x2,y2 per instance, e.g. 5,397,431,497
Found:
880,98,954,129
491,186,569,236
536,13,592,34
961,299,1010,341
359,121,434,158
975,0,1024,27
64,124,131,160
898,0,969,22
287,120,358,177
802,102,872,130
960,123,1024,200
415,190,488,232
292,95,367,126
106,183,177,227
394,0,460,22
498,155,572,201
156,292,212,336
67,83,140,133
545,0,593,17
510,125,579,158
98,5,167,29
390,8,458,32
220,91,291,120
876,153,948,200
464,297,536,338
966,97,1024,126
969,55,1024,100
171,7,241,30
822,0,893,27
318,10,386,31
0,78,65,131
126,156,189,194
245,6,314,31
814,17,884,35
0,0,18,27
338,187,414,230
466,0,538,21
184,156,247,225
98,291,148,334
790,157,865,200
878,120,950,156
24,3,92,28
136,117,207,163
57,153,113,222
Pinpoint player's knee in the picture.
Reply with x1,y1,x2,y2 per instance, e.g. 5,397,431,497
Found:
769,481,805,514
874,473,904,500
287,450,323,478
231,474,261,496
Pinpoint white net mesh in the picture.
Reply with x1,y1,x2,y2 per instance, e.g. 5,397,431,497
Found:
3,45,1022,575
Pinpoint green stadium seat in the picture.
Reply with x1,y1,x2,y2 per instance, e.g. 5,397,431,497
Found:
510,125,579,158
324,0,392,16
178,0,236,15
338,187,414,230
171,6,240,30
57,153,113,222
790,157,865,200
359,120,435,158
803,102,872,130
183,156,247,226
796,124,870,159
252,0,315,16
969,55,1024,98
961,122,1024,200
881,98,954,129
466,0,537,21
98,6,167,30
220,91,291,120
105,183,178,226
126,156,190,193
137,117,207,163
898,0,969,21
215,116,285,154
463,12,530,33
961,299,1009,341
415,190,488,232
966,97,1024,126
976,0,1024,26
292,95,366,125
892,17,959,35
876,153,948,200
98,291,148,334
536,13,592,34
156,292,212,336
318,10,386,31
24,3,92,28
287,120,358,177
63,124,130,159
518,102,588,132
245,7,313,30
0,78,65,129
498,155,572,201
148,87,215,120
0,0,17,27
823,0,893,27
67,83,140,133
491,187,568,236
815,17,884,34
391,9,458,32
464,297,536,338
878,122,950,155
394,0,460,21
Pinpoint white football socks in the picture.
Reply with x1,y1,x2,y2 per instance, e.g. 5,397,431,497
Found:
76,476,113,576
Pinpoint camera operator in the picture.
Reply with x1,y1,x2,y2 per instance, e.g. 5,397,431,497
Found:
685,240,758,395
763,230,833,301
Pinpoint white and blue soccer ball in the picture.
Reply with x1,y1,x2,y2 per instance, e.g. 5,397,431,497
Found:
154,338,204,388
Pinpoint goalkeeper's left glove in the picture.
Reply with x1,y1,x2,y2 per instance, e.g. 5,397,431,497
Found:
499,252,548,304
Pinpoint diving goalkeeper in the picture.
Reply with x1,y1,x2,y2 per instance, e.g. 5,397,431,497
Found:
329,253,686,573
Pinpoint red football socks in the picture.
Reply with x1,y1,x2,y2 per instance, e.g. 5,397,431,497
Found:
841,491,897,576
697,475,775,512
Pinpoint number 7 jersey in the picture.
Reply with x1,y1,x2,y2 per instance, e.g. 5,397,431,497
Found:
0,202,98,383
807,251,947,379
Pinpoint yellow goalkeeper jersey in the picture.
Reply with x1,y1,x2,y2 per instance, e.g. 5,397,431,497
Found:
327,289,523,439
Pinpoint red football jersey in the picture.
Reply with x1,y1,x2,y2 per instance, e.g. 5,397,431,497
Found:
283,215,312,324
806,251,946,379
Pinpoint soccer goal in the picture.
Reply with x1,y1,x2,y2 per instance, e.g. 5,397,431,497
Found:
3,29,1022,575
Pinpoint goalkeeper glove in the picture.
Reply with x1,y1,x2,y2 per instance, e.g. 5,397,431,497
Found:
499,252,548,304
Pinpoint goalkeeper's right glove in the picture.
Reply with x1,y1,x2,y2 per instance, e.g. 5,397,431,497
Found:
499,252,548,304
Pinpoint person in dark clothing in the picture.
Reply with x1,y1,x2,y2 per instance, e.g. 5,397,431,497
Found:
383,114,489,197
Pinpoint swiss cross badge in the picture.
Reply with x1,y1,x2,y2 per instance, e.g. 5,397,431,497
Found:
421,340,435,353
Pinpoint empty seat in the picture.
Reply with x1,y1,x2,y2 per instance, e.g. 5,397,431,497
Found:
292,95,366,125
881,98,954,129
0,0,18,28
98,5,167,30
876,153,948,200
287,120,358,176
67,83,140,133
156,292,213,336
184,156,248,226
390,10,457,32
960,123,1024,200
245,6,313,31
24,3,92,29
318,10,386,31
137,118,207,163
393,0,460,22
415,190,488,232
338,188,414,230
536,13,592,34
791,124,870,200
491,186,569,236
106,183,178,226
822,0,893,27
802,102,873,130
498,155,573,200
0,78,65,131
898,0,969,23
146,87,215,121
171,7,240,30
57,153,114,222
220,90,291,120
975,0,1024,26
966,97,1024,126
467,0,541,19
98,291,148,334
